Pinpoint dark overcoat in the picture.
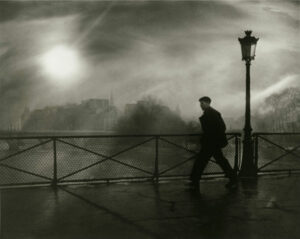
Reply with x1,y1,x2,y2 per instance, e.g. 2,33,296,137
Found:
199,107,228,148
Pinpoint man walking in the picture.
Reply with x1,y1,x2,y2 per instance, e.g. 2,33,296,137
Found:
188,96,238,191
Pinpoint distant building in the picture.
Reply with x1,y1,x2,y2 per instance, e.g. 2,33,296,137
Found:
22,98,119,131
21,107,30,128
82,99,109,113
124,100,172,116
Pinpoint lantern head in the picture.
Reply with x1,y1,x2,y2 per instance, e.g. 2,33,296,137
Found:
238,30,259,61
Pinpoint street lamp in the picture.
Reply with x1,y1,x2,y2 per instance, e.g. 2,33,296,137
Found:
238,30,259,177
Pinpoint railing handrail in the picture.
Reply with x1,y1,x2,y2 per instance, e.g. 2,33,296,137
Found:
2,131,300,139
253,132,300,136
0,132,242,140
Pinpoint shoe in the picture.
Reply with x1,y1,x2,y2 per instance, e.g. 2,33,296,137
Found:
225,178,238,189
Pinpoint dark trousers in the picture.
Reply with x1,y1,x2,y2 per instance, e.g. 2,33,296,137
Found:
191,145,236,182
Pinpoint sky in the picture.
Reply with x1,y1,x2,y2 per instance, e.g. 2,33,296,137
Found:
0,0,299,126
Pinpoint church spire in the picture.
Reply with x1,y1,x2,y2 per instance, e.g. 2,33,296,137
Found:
109,90,114,106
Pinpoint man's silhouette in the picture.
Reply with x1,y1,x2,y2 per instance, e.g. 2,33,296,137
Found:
188,96,237,191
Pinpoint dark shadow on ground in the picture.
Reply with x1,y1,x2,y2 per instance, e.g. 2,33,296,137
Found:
58,185,162,239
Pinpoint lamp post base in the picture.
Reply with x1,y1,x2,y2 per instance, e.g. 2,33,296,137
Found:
239,138,257,178
239,165,257,178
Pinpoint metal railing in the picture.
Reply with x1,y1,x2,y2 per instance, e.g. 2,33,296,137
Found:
0,133,241,187
253,132,300,174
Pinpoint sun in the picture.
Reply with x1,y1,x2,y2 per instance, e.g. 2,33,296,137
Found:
41,45,80,80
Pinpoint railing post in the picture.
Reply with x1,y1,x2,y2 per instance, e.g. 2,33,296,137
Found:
0,189,2,239
154,136,159,183
52,138,57,187
234,135,239,174
239,137,242,168
254,135,258,172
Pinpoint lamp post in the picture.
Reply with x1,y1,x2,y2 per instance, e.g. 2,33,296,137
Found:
238,30,259,177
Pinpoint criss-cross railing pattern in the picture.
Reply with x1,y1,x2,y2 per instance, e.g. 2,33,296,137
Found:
0,133,241,187
253,133,300,173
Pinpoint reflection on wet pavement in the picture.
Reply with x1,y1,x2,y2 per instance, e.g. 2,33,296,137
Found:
2,175,300,239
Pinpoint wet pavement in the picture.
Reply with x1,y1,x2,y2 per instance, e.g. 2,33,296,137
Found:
1,174,300,239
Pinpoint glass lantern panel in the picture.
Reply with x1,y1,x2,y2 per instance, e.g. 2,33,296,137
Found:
243,44,251,59
251,43,257,58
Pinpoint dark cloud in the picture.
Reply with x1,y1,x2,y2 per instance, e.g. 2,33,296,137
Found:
80,1,246,30
0,1,247,60
77,1,247,59
0,0,299,126
0,1,107,22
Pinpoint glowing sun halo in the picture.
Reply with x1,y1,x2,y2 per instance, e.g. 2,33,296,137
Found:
42,45,80,80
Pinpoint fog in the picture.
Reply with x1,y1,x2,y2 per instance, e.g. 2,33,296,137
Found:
0,1,299,130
